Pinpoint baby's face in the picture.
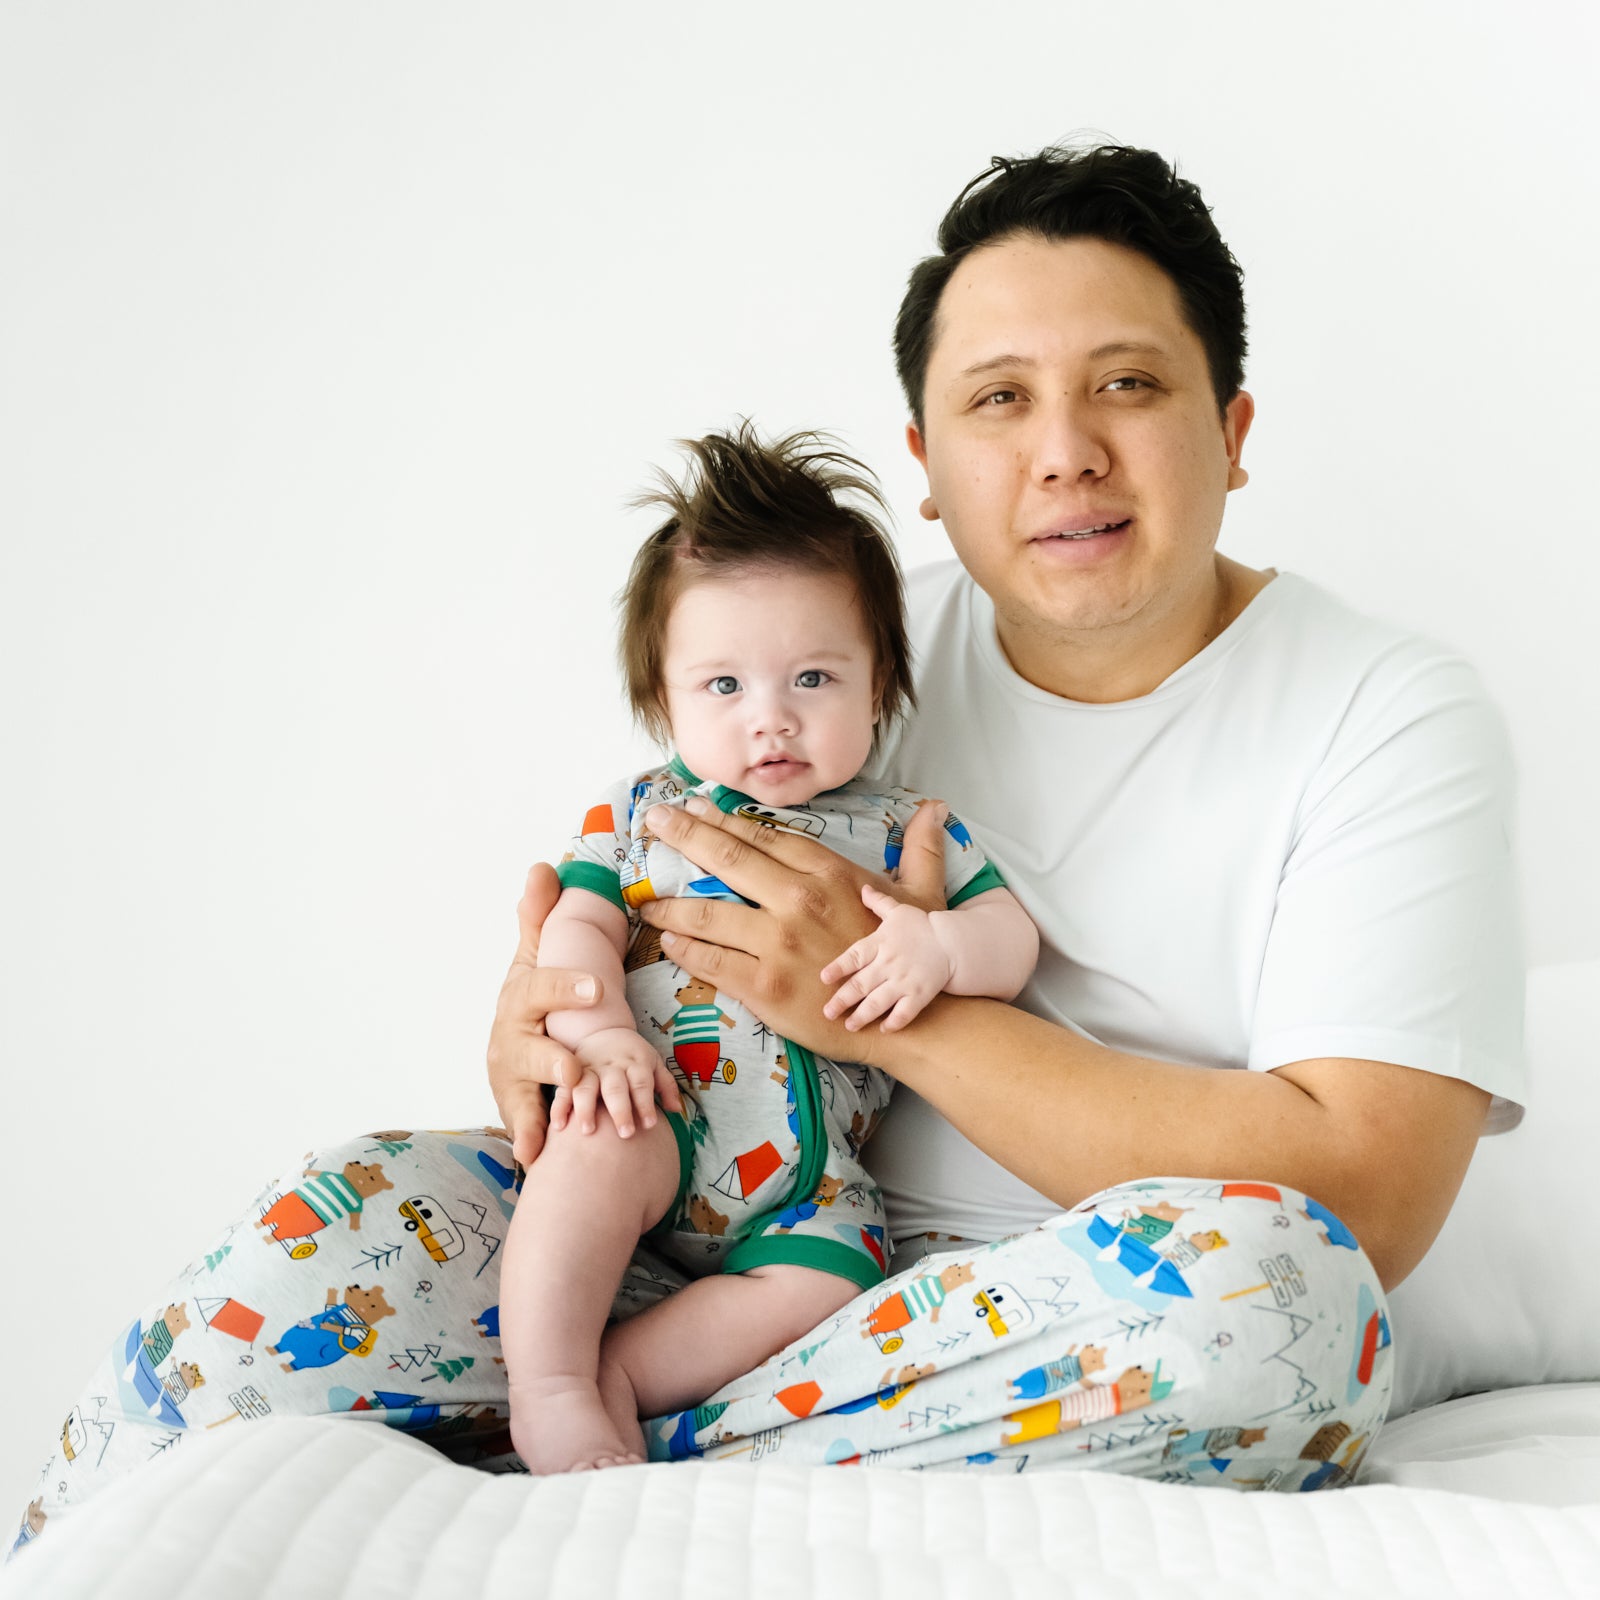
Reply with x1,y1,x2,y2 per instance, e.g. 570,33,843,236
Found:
661,567,880,806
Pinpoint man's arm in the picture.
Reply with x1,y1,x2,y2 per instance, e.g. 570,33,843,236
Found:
634,796,1489,1291
880,995,1488,1291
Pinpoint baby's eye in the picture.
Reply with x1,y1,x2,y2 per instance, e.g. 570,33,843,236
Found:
795,669,830,689
708,676,740,696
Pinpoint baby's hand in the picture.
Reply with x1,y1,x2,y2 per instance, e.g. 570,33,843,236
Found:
820,884,956,1033
551,1027,679,1138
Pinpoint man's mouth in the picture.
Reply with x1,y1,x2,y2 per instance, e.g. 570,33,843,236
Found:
1036,518,1132,542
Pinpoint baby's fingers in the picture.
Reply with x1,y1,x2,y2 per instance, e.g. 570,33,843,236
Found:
599,1069,639,1138
824,960,883,1020
549,1085,575,1133
626,1059,662,1135
570,1074,601,1135
879,993,928,1033
844,980,902,1032
820,935,876,988
652,1059,685,1117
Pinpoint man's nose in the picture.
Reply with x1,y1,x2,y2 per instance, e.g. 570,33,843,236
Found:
1030,395,1110,485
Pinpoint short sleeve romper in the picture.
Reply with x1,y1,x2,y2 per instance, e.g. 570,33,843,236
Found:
555,755,1006,1293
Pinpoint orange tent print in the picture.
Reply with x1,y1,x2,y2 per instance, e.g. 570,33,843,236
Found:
712,1140,783,1202
195,1296,265,1344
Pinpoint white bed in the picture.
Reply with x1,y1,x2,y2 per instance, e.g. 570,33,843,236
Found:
5,960,1597,1599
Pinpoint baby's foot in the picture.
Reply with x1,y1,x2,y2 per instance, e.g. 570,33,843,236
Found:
511,1377,644,1475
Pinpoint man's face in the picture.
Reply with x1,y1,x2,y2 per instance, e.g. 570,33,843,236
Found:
908,234,1252,680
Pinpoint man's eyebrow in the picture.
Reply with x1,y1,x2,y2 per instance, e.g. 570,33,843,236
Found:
1087,340,1170,361
956,342,1172,380
958,353,1035,380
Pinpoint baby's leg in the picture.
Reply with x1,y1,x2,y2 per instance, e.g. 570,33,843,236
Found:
599,1263,860,1423
501,1109,681,1474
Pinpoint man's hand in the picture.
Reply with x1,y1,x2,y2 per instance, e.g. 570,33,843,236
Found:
486,865,605,1168
821,885,955,1032
550,1027,677,1138
634,796,949,1068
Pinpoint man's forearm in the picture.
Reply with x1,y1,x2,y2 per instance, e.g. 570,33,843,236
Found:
879,997,1322,1201
873,994,1442,1289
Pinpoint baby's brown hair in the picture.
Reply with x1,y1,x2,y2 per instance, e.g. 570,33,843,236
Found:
618,421,916,749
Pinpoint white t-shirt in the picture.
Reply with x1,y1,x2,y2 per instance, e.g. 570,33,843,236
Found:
865,561,1525,1245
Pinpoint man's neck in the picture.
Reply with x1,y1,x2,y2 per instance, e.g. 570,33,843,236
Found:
995,557,1275,704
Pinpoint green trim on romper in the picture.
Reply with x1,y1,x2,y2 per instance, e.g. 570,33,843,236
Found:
555,860,627,912
782,1038,829,1216
948,859,1007,906
722,1233,887,1291
644,1109,697,1243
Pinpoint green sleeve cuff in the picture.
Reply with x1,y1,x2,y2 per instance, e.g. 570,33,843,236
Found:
948,859,1006,909
555,860,627,912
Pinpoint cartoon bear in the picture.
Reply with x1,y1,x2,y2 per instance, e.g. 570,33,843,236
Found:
687,1195,731,1237
770,1173,845,1234
255,1159,396,1248
862,1259,977,1340
141,1302,191,1367
653,978,736,1086
1008,1342,1108,1401
266,1284,397,1373
880,1360,939,1389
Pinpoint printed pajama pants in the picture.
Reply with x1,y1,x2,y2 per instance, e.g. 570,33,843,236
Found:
12,1127,1391,1556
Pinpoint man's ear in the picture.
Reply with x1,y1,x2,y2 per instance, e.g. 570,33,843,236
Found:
905,422,939,520
1223,390,1255,492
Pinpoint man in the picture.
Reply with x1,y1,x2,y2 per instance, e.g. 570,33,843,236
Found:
489,145,1521,1299
23,149,1522,1538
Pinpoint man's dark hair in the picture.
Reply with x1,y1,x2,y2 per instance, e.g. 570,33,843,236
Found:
893,143,1248,428
618,421,915,751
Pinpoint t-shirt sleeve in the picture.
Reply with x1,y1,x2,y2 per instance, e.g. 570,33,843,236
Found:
885,788,1007,909
1248,651,1525,1130
553,775,637,914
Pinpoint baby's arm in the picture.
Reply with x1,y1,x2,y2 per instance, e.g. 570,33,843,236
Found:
821,885,1039,1034
540,892,683,1134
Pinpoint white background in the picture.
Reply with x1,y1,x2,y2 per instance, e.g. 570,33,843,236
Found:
3,0,1596,1523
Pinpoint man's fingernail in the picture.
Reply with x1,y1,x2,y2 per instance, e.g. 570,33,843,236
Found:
645,805,670,829
574,977,597,1002
660,930,679,947
684,795,710,816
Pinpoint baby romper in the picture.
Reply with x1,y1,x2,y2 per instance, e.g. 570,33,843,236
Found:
555,755,1006,1293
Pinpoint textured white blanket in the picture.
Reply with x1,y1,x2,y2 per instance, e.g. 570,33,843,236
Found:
5,1405,1599,1600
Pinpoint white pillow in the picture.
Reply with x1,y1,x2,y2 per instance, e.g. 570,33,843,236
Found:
1386,958,1599,1417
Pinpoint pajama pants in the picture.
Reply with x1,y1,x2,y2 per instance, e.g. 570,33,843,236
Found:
11,1128,1392,1556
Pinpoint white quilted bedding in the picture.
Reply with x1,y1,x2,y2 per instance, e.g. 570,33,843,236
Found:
5,1386,1598,1600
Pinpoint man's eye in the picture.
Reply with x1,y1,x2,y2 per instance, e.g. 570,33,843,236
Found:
708,676,740,696
796,670,829,689
1105,377,1149,392
977,389,1019,407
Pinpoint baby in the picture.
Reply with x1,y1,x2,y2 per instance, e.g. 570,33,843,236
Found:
502,424,1039,1473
